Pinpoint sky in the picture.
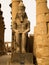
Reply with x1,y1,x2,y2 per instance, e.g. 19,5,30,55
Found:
0,0,49,42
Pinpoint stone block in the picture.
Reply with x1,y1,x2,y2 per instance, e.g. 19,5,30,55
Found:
37,57,49,65
36,47,49,57
11,53,33,64
36,0,47,3
34,34,49,47
36,3,49,15
34,24,47,35
35,35,47,44
36,13,49,24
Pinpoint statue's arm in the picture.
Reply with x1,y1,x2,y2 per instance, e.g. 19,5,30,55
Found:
12,22,18,33
23,21,30,33
13,28,18,33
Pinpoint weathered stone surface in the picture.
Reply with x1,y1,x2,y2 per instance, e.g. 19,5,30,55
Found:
37,13,49,23
34,24,47,35
34,0,49,65
36,3,49,15
11,53,33,64
12,1,30,53
37,57,49,65
36,0,47,3
36,47,49,57
10,0,33,64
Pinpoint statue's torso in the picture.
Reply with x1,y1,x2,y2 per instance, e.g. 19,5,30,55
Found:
16,23,27,33
15,15,29,33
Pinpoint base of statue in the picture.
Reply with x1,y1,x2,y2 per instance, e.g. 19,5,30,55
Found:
11,52,33,65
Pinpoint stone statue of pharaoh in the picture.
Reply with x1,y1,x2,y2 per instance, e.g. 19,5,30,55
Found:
12,2,30,53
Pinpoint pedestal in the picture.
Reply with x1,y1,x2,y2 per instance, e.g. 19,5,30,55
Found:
11,52,33,65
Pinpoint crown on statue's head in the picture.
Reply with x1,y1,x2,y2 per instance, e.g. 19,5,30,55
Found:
18,1,25,10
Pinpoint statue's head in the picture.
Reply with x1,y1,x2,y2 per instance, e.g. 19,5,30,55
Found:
15,2,28,23
18,2,25,16
17,2,26,23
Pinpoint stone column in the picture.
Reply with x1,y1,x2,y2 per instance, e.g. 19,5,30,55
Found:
0,4,5,54
34,0,49,65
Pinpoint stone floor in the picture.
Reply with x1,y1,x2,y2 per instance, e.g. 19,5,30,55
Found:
0,54,34,65
0,54,11,65
10,63,33,65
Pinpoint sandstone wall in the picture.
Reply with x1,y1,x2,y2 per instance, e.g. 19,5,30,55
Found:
34,0,49,65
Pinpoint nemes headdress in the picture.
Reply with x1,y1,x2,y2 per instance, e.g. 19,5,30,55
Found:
18,1,25,10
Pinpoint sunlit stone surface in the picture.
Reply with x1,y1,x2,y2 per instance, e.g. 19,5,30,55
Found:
10,0,33,65
34,0,49,65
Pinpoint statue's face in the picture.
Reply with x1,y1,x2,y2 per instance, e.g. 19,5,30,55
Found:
18,6,25,23
18,6,25,16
